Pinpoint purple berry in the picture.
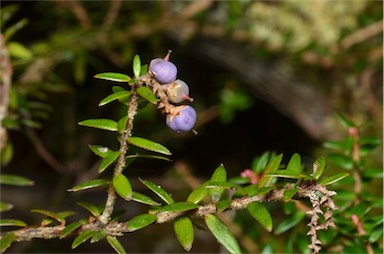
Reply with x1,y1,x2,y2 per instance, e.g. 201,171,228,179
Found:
166,105,197,133
166,79,192,104
149,52,177,84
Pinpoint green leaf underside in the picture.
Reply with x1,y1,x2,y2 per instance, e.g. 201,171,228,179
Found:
107,235,127,254
60,220,87,239
217,200,232,212
336,113,355,128
267,170,301,179
133,55,141,79
258,154,283,187
126,154,171,162
31,209,67,224
283,188,298,202
203,181,247,196
99,91,131,106
89,145,110,158
161,202,198,213
77,202,104,217
94,72,131,82
312,157,326,179
0,174,34,186
0,219,26,227
187,188,209,204
0,202,13,212
174,217,194,251
131,192,161,206
287,153,301,172
275,211,306,234
117,116,128,134
68,179,110,192
78,119,118,131
137,86,158,104
91,230,107,243
210,164,227,202
205,214,241,254
129,137,171,156
99,151,120,173
113,174,133,200
320,173,350,186
127,213,157,232
0,233,15,253
140,179,174,204
72,230,97,249
247,202,273,232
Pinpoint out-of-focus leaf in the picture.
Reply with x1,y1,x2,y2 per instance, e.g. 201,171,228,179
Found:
209,164,227,202
60,220,87,239
8,42,32,59
68,179,110,192
312,157,326,179
258,154,283,187
323,140,345,151
359,137,381,156
127,214,157,232
228,176,250,184
77,202,104,217
140,179,174,204
137,86,158,104
131,192,161,206
0,174,34,186
99,91,131,106
94,72,131,82
252,152,273,174
205,214,241,254
0,219,26,227
320,173,350,186
361,168,383,179
275,211,306,234
129,137,171,155
247,202,273,232
89,145,110,158
160,202,198,213
133,54,141,78
336,113,355,128
286,153,301,172
174,217,194,251
328,153,354,170
369,226,383,243
283,188,298,202
113,174,132,200
78,119,118,131
187,187,209,204
99,151,120,173
4,18,28,41
0,232,15,253
107,235,126,254
0,202,13,212
1,141,13,166
267,170,301,179
71,230,96,249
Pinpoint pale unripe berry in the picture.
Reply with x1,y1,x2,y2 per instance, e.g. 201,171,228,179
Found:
166,105,196,133
166,79,192,104
149,51,177,84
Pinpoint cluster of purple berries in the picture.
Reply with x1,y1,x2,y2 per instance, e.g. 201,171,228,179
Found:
148,51,196,133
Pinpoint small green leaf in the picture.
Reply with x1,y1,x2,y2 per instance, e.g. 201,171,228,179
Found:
209,164,227,202
361,168,383,179
89,145,110,158
258,154,283,187
129,137,171,155
131,191,161,206
140,179,174,204
161,202,198,213
8,42,32,59
217,200,232,212
133,55,141,78
117,116,128,134
113,174,132,200
267,170,301,179
0,233,15,253
107,235,127,254
125,154,171,162
72,230,96,249
174,217,194,251
312,157,326,179
127,213,157,232
78,119,118,132
336,113,355,128
0,219,26,227
94,72,131,82
140,64,148,76
90,230,107,243
275,211,306,234
203,181,246,195
287,153,301,172
247,202,273,232
77,202,104,217
60,220,87,239
31,209,66,224
283,188,298,202
187,187,209,204
252,152,273,173
320,173,350,186
68,179,110,192
328,153,354,169
137,86,158,104
205,214,241,254
0,174,34,186
0,201,13,212
99,151,120,173
99,91,131,107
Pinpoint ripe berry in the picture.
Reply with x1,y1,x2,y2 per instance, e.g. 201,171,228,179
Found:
166,105,196,133
149,51,177,84
166,79,192,104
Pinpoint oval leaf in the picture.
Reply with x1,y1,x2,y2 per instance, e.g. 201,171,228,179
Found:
187,187,209,204
131,191,161,206
267,170,301,179
247,202,273,232
77,202,104,217
127,213,157,232
0,219,26,227
205,214,241,254
72,230,96,249
320,172,350,186
129,136,171,155
283,188,298,202
137,86,158,104
0,202,13,212
78,119,117,132
117,116,128,134
210,164,227,202
140,179,174,204
89,145,110,158
0,233,15,253
94,72,131,82
0,174,34,186
113,174,132,200
68,179,110,192
99,91,131,107
287,153,301,172
99,151,120,173
107,235,127,254
258,154,283,187
161,202,198,213
31,209,65,224
90,230,107,243
60,220,87,239
174,217,194,251
328,153,354,170
312,157,326,179
133,55,141,78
